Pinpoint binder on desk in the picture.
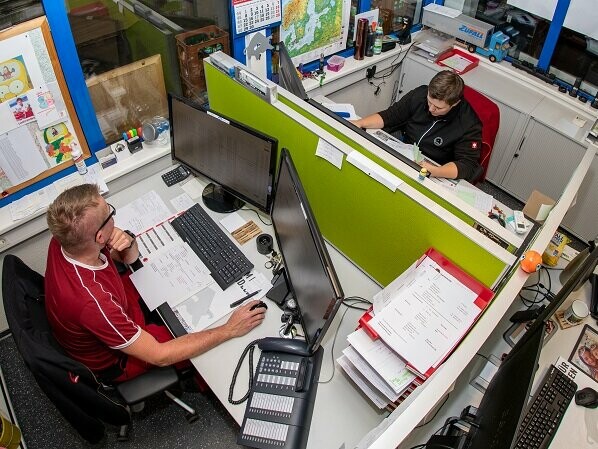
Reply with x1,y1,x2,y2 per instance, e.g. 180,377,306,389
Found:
363,248,494,378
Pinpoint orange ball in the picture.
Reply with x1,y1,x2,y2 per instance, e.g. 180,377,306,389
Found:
520,250,542,273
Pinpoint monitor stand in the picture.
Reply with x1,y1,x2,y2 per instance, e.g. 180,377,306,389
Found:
266,268,290,306
202,183,244,213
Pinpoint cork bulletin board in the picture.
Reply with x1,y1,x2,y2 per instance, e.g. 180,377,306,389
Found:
0,16,91,198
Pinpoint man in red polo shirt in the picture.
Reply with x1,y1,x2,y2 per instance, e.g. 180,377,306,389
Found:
45,184,265,382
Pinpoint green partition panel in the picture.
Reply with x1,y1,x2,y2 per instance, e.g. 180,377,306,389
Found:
205,65,506,287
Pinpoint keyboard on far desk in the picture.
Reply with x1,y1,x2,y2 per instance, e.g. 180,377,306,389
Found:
171,203,254,290
514,364,577,449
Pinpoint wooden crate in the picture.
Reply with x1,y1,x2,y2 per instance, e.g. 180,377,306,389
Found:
176,25,230,90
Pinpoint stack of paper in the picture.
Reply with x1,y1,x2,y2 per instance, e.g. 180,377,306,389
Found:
338,248,494,408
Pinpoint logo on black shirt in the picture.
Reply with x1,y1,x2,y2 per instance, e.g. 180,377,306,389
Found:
433,137,443,146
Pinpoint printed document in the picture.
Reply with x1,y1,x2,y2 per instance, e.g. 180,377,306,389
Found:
368,257,480,374
130,241,213,311
347,328,416,394
337,355,389,409
114,190,173,235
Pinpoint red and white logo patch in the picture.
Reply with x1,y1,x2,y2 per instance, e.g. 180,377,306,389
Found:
472,142,479,149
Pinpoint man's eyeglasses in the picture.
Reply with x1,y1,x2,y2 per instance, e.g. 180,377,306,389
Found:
96,203,116,237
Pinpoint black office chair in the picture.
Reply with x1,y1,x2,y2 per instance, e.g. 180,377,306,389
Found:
1,254,198,443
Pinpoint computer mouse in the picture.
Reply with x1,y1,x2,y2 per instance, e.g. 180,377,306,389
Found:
575,387,598,408
249,301,268,311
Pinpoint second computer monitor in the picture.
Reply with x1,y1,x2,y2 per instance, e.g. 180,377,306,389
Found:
168,93,277,213
271,148,344,353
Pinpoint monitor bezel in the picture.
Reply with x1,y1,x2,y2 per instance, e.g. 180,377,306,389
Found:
167,93,278,214
277,42,309,101
271,148,344,354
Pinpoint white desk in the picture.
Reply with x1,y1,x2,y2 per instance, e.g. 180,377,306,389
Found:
110,165,386,449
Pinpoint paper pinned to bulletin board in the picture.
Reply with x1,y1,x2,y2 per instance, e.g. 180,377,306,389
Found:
0,16,90,198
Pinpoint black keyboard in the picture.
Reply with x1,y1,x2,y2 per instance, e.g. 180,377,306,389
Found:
171,203,254,290
514,365,577,449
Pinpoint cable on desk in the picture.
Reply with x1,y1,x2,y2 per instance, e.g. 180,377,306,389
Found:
240,207,272,226
409,417,471,449
518,266,553,308
319,296,371,384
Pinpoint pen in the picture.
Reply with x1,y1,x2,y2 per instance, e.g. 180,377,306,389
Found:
230,290,261,308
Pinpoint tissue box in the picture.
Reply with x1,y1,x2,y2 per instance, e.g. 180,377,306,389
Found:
327,55,345,72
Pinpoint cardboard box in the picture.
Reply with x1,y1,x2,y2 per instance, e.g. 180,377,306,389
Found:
522,190,555,222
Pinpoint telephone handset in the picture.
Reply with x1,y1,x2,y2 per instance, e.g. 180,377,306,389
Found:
258,336,311,356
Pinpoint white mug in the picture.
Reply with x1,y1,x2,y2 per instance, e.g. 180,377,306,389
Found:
564,299,589,323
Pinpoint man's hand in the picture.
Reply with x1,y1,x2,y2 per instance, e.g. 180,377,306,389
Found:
225,300,266,338
107,227,135,252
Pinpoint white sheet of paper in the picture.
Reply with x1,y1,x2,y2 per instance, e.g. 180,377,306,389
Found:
536,203,554,221
454,183,493,213
347,328,416,394
30,85,65,128
220,212,247,233
346,151,403,192
136,221,182,259
373,258,419,314
315,138,344,169
0,126,47,185
9,183,57,221
170,193,195,213
368,129,415,161
174,270,271,332
353,9,379,41
130,241,213,311
180,177,204,199
368,258,480,374
343,346,400,402
337,354,389,409
114,190,173,235
53,164,108,196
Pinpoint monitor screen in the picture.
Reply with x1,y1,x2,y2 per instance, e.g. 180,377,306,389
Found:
271,149,344,352
168,93,277,213
466,241,598,449
277,42,309,101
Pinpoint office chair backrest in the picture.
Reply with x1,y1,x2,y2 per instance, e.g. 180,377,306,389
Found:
462,85,500,183
1,255,129,444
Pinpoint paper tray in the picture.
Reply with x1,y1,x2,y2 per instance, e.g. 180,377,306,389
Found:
436,48,479,74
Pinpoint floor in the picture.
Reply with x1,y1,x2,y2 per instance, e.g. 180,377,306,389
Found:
0,335,242,449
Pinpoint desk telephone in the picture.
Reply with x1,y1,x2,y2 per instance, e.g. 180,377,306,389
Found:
230,337,323,449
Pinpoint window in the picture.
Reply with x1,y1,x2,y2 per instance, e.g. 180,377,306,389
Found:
64,0,230,143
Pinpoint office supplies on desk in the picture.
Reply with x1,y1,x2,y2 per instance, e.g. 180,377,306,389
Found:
230,290,261,308
171,203,254,290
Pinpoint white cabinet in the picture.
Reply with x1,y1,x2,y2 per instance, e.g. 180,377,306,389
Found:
500,119,587,201
562,152,598,241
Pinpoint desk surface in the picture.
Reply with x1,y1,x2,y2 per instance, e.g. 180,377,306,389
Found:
110,165,386,449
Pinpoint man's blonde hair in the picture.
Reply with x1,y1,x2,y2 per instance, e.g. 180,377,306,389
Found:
47,184,101,253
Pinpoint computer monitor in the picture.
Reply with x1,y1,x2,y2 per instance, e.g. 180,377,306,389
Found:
271,148,344,353
276,42,309,101
464,241,598,449
168,93,277,213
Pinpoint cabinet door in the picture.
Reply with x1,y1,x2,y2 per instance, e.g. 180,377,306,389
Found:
501,119,586,202
485,103,528,184
561,151,598,241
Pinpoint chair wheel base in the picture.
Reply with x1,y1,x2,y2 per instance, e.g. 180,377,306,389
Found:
117,425,130,442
